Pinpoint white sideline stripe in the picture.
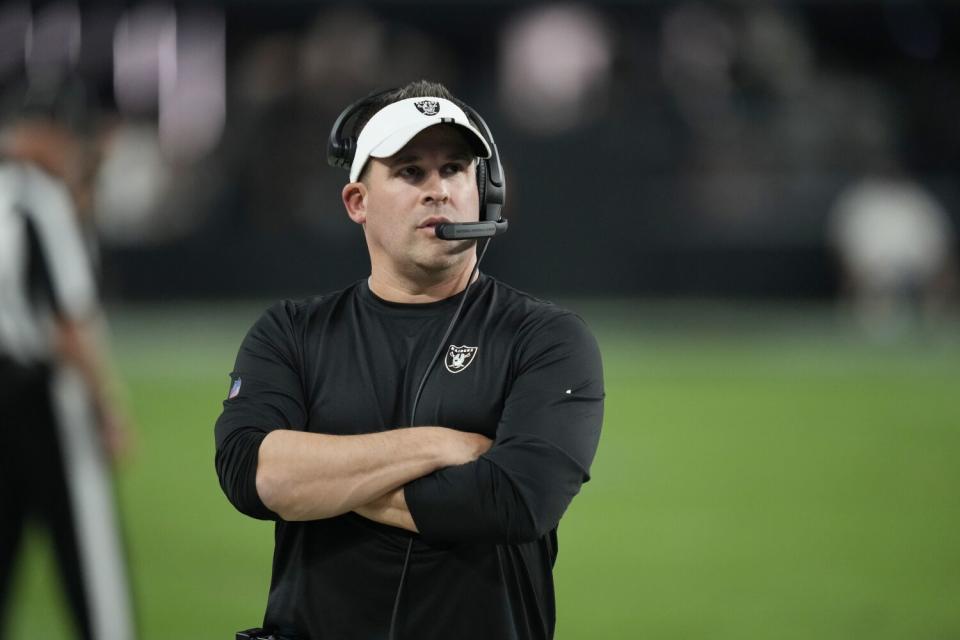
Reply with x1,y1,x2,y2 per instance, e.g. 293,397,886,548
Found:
50,366,134,640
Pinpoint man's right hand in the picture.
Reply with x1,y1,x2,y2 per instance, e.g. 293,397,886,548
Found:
434,428,493,467
352,429,492,532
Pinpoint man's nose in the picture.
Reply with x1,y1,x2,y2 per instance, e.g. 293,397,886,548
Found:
421,170,450,205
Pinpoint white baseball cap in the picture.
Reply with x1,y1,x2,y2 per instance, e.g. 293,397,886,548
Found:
349,96,492,182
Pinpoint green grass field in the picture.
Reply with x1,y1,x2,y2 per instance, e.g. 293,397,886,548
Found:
7,301,960,639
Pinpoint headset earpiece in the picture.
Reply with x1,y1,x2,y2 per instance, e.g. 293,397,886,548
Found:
475,158,488,217
327,89,395,172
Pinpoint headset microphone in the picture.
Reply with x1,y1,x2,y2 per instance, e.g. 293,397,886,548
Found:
434,220,508,240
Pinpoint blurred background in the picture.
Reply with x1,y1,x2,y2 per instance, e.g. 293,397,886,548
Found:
3,1,958,638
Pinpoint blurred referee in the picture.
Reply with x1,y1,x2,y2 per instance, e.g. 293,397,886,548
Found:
0,99,135,640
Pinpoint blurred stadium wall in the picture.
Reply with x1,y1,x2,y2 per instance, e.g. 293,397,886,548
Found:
2,1,958,303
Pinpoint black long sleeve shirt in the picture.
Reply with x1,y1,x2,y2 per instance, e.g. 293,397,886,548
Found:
214,274,604,640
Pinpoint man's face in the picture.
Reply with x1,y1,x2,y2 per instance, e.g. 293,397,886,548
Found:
347,124,481,277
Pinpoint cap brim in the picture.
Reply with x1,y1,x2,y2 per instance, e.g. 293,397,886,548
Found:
368,120,491,161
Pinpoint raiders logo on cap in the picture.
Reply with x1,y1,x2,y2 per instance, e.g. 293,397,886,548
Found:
414,100,440,116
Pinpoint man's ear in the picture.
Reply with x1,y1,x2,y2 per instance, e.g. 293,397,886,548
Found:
342,181,367,225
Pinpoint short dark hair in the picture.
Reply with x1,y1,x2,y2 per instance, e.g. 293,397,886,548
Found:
353,80,462,182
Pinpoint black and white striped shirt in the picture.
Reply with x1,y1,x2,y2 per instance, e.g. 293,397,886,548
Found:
0,160,96,364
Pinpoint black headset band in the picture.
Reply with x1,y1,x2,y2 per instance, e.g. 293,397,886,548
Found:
326,88,395,170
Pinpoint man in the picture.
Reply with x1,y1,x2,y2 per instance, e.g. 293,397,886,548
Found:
0,110,136,640
215,80,604,640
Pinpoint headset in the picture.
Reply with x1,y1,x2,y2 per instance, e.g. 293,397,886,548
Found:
326,88,507,239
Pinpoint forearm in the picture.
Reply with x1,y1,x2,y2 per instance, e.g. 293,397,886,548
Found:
55,316,117,418
405,432,598,545
55,315,133,459
405,452,540,544
353,488,417,533
256,427,486,521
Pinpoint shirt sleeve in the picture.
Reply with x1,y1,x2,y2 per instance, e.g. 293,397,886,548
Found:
22,166,97,320
214,301,308,520
404,311,604,544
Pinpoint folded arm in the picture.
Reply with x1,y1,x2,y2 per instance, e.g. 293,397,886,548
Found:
255,427,489,521
214,302,493,522
214,304,601,537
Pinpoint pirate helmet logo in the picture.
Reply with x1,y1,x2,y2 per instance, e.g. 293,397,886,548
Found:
444,345,478,373
414,100,441,116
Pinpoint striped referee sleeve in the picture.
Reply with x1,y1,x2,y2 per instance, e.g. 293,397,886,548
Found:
21,165,97,321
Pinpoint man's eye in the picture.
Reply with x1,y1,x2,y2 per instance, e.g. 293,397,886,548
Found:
399,166,422,178
443,163,465,175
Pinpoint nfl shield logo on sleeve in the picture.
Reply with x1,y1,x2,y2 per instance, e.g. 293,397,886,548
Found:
444,345,478,374
228,377,242,399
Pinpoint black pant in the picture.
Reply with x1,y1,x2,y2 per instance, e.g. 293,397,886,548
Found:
0,361,129,640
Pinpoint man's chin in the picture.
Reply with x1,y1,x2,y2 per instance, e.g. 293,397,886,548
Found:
412,242,475,273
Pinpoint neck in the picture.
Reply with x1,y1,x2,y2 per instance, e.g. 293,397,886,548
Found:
368,257,479,304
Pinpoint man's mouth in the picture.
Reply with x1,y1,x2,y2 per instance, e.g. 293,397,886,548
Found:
418,216,452,229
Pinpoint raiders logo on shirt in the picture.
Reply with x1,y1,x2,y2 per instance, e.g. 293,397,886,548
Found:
445,345,477,373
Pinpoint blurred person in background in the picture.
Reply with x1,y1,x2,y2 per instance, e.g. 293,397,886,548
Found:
0,103,136,640
215,80,604,640
829,161,958,338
